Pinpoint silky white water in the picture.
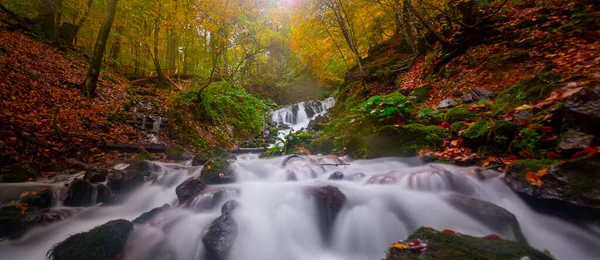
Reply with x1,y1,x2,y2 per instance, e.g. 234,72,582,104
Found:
1,155,599,260
271,97,336,146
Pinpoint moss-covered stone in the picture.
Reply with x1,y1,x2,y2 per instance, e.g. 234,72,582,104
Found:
201,158,235,184
192,146,235,166
412,85,432,103
450,121,467,134
136,150,156,160
166,144,185,160
132,204,171,225
0,206,74,239
367,124,450,158
309,136,335,155
0,162,38,183
492,72,562,113
48,219,133,260
492,120,518,146
64,180,94,207
444,107,477,124
385,227,553,260
503,156,600,208
462,120,491,140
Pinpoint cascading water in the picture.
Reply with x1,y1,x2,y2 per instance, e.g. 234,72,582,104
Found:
1,156,599,260
271,97,335,146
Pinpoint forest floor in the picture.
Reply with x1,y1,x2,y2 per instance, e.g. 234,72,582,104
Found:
0,8,186,170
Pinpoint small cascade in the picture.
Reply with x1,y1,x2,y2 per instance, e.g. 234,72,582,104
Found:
270,97,336,147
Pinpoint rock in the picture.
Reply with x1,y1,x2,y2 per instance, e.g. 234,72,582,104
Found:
202,210,239,260
192,154,210,167
64,180,94,207
0,162,38,183
557,130,595,155
127,159,160,174
166,145,185,160
385,227,552,260
348,172,366,181
0,206,75,239
437,98,458,109
444,107,477,124
221,200,239,215
107,170,145,194
132,204,171,225
367,124,450,158
29,188,53,208
192,146,236,167
309,185,346,243
563,87,600,135
462,88,495,103
503,156,600,209
200,158,235,184
328,171,344,180
445,194,526,243
175,177,207,204
96,184,113,204
84,168,108,183
48,219,133,260
412,85,432,103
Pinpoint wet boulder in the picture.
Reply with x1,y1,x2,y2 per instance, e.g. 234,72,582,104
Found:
28,188,53,208
221,200,239,215
127,159,160,174
0,206,75,239
133,204,171,225
385,227,552,260
328,171,344,180
202,200,240,260
84,167,109,183
309,185,346,243
96,184,113,204
175,177,207,204
64,180,94,207
503,156,600,209
462,88,495,103
107,170,146,194
200,158,235,184
48,219,133,260
445,194,526,243
0,162,38,183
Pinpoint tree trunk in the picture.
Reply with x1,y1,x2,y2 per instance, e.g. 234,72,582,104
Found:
152,19,169,89
404,0,454,53
38,0,58,41
81,0,118,97
168,28,177,76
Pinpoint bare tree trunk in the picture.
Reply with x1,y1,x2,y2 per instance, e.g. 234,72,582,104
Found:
151,18,169,88
168,27,177,76
404,0,454,53
38,0,58,41
81,0,118,97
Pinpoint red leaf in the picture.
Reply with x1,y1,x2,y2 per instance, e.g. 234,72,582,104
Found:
546,151,561,158
483,234,502,240
442,229,455,233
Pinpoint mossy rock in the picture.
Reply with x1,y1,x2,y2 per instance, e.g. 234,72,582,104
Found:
166,144,185,160
462,120,491,141
412,85,432,103
444,107,478,124
367,124,450,158
136,150,156,160
192,146,235,166
200,158,235,184
0,206,73,240
492,72,561,113
450,121,467,134
0,162,38,183
309,137,335,155
385,227,553,260
48,219,133,260
64,180,94,207
503,156,600,208
132,204,171,225
492,120,518,146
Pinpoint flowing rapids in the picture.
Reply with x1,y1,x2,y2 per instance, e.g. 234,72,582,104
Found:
1,155,599,260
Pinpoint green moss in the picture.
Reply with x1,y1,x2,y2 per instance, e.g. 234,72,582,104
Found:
463,120,491,140
492,72,562,113
309,137,335,155
492,120,518,145
166,145,185,160
48,219,133,260
412,85,432,103
557,155,600,198
386,227,553,260
367,124,450,158
450,121,467,134
444,107,477,124
136,150,156,160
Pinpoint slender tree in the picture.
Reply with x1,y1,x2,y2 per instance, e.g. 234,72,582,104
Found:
81,0,119,97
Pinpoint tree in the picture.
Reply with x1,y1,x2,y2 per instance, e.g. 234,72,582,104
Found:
81,0,118,97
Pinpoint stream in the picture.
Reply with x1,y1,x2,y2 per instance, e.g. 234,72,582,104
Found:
1,99,600,260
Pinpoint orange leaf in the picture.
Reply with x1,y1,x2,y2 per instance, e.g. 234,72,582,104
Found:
537,168,548,177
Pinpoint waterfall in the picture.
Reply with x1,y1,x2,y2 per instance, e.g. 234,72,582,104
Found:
270,97,336,147
1,157,599,260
